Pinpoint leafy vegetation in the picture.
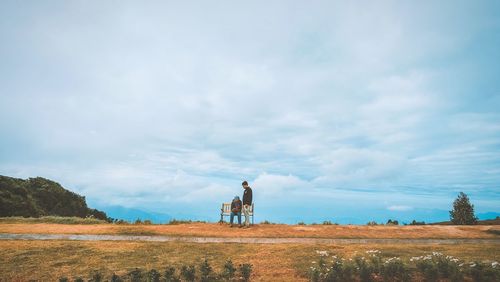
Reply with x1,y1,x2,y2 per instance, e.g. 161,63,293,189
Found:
309,250,499,282
450,192,478,225
0,175,108,221
58,260,253,281
0,216,107,224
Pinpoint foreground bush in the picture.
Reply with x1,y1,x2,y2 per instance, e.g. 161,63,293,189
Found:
309,250,499,282
59,259,252,281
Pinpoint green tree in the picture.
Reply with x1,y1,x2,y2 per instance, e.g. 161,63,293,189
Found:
450,192,478,225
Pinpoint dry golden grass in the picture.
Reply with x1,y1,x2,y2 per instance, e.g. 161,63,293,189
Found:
0,222,499,239
0,240,498,281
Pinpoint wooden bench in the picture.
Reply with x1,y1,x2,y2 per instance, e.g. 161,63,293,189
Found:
220,203,254,225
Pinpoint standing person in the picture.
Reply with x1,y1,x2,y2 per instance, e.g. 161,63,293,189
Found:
241,180,253,228
230,196,242,227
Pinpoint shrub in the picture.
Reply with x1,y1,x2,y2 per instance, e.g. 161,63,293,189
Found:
409,220,426,225
412,252,463,282
354,256,374,282
366,250,382,274
309,265,320,282
381,257,410,282
260,220,272,224
110,273,123,282
322,220,337,225
468,261,500,282
143,219,153,225
324,257,356,281
386,219,399,225
239,263,253,282
366,221,378,226
181,265,196,282
128,268,144,282
89,270,103,282
147,269,161,282
74,277,84,282
59,277,69,282
164,266,180,282
134,218,143,225
415,259,439,282
222,259,236,281
298,221,306,225
199,259,213,282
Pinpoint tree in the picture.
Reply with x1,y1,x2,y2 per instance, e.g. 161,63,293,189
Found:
450,192,478,225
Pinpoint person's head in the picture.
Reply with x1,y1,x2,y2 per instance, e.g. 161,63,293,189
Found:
233,195,240,201
242,180,249,189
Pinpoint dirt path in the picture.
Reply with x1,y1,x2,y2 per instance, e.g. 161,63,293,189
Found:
1,233,499,244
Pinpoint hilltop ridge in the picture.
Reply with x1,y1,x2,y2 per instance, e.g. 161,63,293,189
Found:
0,175,108,220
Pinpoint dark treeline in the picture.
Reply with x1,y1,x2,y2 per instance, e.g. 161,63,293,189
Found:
0,175,108,220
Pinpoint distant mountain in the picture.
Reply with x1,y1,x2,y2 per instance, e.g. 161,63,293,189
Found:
477,212,500,220
100,205,172,223
431,212,500,225
0,175,108,220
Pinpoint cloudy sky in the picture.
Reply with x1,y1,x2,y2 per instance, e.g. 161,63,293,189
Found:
1,1,499,223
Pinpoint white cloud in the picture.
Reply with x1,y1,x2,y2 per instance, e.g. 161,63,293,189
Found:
1,1,499,223
387,205,413,212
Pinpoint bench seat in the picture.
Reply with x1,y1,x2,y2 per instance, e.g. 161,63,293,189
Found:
220,203,254,225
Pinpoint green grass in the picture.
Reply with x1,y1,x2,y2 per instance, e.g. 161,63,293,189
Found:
0,216,108,225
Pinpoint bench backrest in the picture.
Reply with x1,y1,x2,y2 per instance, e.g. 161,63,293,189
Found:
221,203,253,215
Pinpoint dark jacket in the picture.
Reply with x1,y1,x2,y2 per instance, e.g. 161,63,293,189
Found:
231,199,242,213
242,187,252,205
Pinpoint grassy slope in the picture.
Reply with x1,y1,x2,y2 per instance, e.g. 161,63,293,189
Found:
1,220,499,239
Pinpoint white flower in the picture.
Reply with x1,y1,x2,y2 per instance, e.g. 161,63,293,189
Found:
316,250,329,257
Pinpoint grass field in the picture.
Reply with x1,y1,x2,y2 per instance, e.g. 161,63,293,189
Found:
1,219,499,239
1,240,499,281
0,219,499,281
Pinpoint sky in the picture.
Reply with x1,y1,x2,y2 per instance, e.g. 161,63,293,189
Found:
1,1,499,224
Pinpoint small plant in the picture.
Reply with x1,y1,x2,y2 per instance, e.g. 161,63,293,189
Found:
409,219,426,225
144,219,153,225
134,218,143,224
59,277,69,282
222,259,236,281
381,257,410,282
416,259,439,282
164,266,180,282
239,263,253,282
309,266,320,282
147,268,161,282
128,268,144,282
412,252,463,282
468,261,500,282
354,256,374,282
366,221,378,226
181,265,196,282
298,221,306,225
168,219,206,224
322,220,336,225
199,259,213,282
386,219,399,225
260,220,272,224
110,273,123,282
89,270,103,282
74,277,84,282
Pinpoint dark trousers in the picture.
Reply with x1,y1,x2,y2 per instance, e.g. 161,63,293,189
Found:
230,211,241,225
